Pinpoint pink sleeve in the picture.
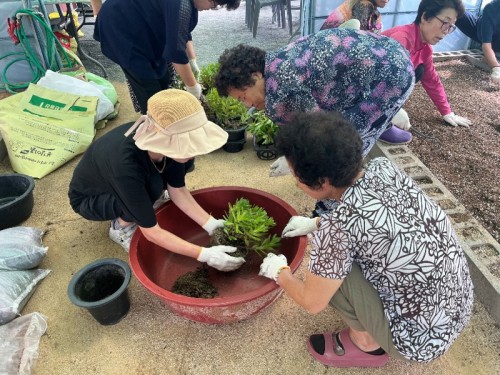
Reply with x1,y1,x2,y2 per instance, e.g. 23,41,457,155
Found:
419,51,452,116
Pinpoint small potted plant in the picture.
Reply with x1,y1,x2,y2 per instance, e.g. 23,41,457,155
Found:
211,197,281,258
204,88,252,152
247,110,279,160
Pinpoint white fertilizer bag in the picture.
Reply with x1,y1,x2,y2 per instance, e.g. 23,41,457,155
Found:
0,269,51,325
0,227,48,270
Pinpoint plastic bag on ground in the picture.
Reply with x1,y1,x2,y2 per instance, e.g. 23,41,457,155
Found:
0,269,51,325
37,70,114,122
0,312,48,375
0,227,48,270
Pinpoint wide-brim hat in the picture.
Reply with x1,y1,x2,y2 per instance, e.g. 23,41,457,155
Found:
125,89,228,158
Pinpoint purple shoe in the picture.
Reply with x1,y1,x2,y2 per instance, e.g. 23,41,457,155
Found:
378,126,412,145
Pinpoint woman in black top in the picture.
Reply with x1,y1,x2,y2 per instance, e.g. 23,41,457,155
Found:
69,89,245,272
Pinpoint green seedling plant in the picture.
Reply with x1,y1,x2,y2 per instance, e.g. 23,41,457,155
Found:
204,88,251,130
221,198,281,257
247,110,279,145
198,62,220,95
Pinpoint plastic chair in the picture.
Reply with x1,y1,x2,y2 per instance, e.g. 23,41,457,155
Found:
251,0,292,38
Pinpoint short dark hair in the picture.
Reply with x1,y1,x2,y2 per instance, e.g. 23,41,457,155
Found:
215,44,266,96
276,112,363,189
217,0,241,11
415,0,465,24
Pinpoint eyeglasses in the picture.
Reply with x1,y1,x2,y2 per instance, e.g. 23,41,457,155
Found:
435,16,457,34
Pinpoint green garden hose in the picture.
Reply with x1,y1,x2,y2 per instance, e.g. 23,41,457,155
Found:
0,9,76,94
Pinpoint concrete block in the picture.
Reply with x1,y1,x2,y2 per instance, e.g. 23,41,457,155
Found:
370,142,500,325
433,49,482,62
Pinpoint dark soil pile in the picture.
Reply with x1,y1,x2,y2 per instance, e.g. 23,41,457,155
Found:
171,265,218,298
404,59,500,242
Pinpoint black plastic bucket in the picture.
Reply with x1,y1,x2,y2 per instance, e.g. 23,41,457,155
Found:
68,258,131,325
0,173,35,230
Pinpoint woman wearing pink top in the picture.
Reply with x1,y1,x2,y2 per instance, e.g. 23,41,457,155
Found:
382,0,471,128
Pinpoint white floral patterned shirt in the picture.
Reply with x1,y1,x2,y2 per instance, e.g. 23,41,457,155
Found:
309,157,473,362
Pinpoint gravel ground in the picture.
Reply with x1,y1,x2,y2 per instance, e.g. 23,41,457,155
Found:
404,59,500,243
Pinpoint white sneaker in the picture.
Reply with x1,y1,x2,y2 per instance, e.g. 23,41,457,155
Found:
109,220,137,252
153,190,170,210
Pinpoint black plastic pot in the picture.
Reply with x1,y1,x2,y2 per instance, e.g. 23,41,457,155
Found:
226,126,247,142
68,258,131,325
252,136,278,160
222,139,246,153
222,127,247,153
0,173,35,230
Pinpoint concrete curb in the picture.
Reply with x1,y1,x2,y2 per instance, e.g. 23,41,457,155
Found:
371,141,500,325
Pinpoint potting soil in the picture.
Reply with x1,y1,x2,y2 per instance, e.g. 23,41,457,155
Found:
171,265,218,298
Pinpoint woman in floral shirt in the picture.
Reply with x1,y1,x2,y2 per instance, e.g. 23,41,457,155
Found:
215,28,414,161
259,111,473,367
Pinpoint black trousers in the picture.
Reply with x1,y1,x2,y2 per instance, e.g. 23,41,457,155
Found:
68,191,137,223
415,64,424,83
122,66,175,114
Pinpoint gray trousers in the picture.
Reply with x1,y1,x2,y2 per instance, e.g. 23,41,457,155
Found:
329,263,409,361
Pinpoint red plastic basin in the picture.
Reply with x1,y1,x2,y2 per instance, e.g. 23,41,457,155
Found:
129,186,306,324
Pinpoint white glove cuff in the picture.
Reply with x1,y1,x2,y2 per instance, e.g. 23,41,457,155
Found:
202,216,219,234
197,247,208,262
185,83,202,99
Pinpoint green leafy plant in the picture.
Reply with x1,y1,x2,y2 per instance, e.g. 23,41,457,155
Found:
220,198,281,257
247,110,279,145
204,88,251,130
198,62,219,95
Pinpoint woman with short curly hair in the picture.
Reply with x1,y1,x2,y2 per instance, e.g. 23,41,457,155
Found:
215,28,415,173
258,111,473,368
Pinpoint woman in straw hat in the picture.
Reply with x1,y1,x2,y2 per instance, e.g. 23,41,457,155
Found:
68,89,245,272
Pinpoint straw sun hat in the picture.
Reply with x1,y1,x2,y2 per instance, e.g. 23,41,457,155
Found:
124,89,228,158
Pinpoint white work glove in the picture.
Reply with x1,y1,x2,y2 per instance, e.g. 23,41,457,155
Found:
491,67,500,83
185,83,202,99
202,216,225,235
197,246,245,272
281,216,318,238
392,108,411,131
189,58,200,79
443,112,472,128
259,253,289,282
269,156,291,177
